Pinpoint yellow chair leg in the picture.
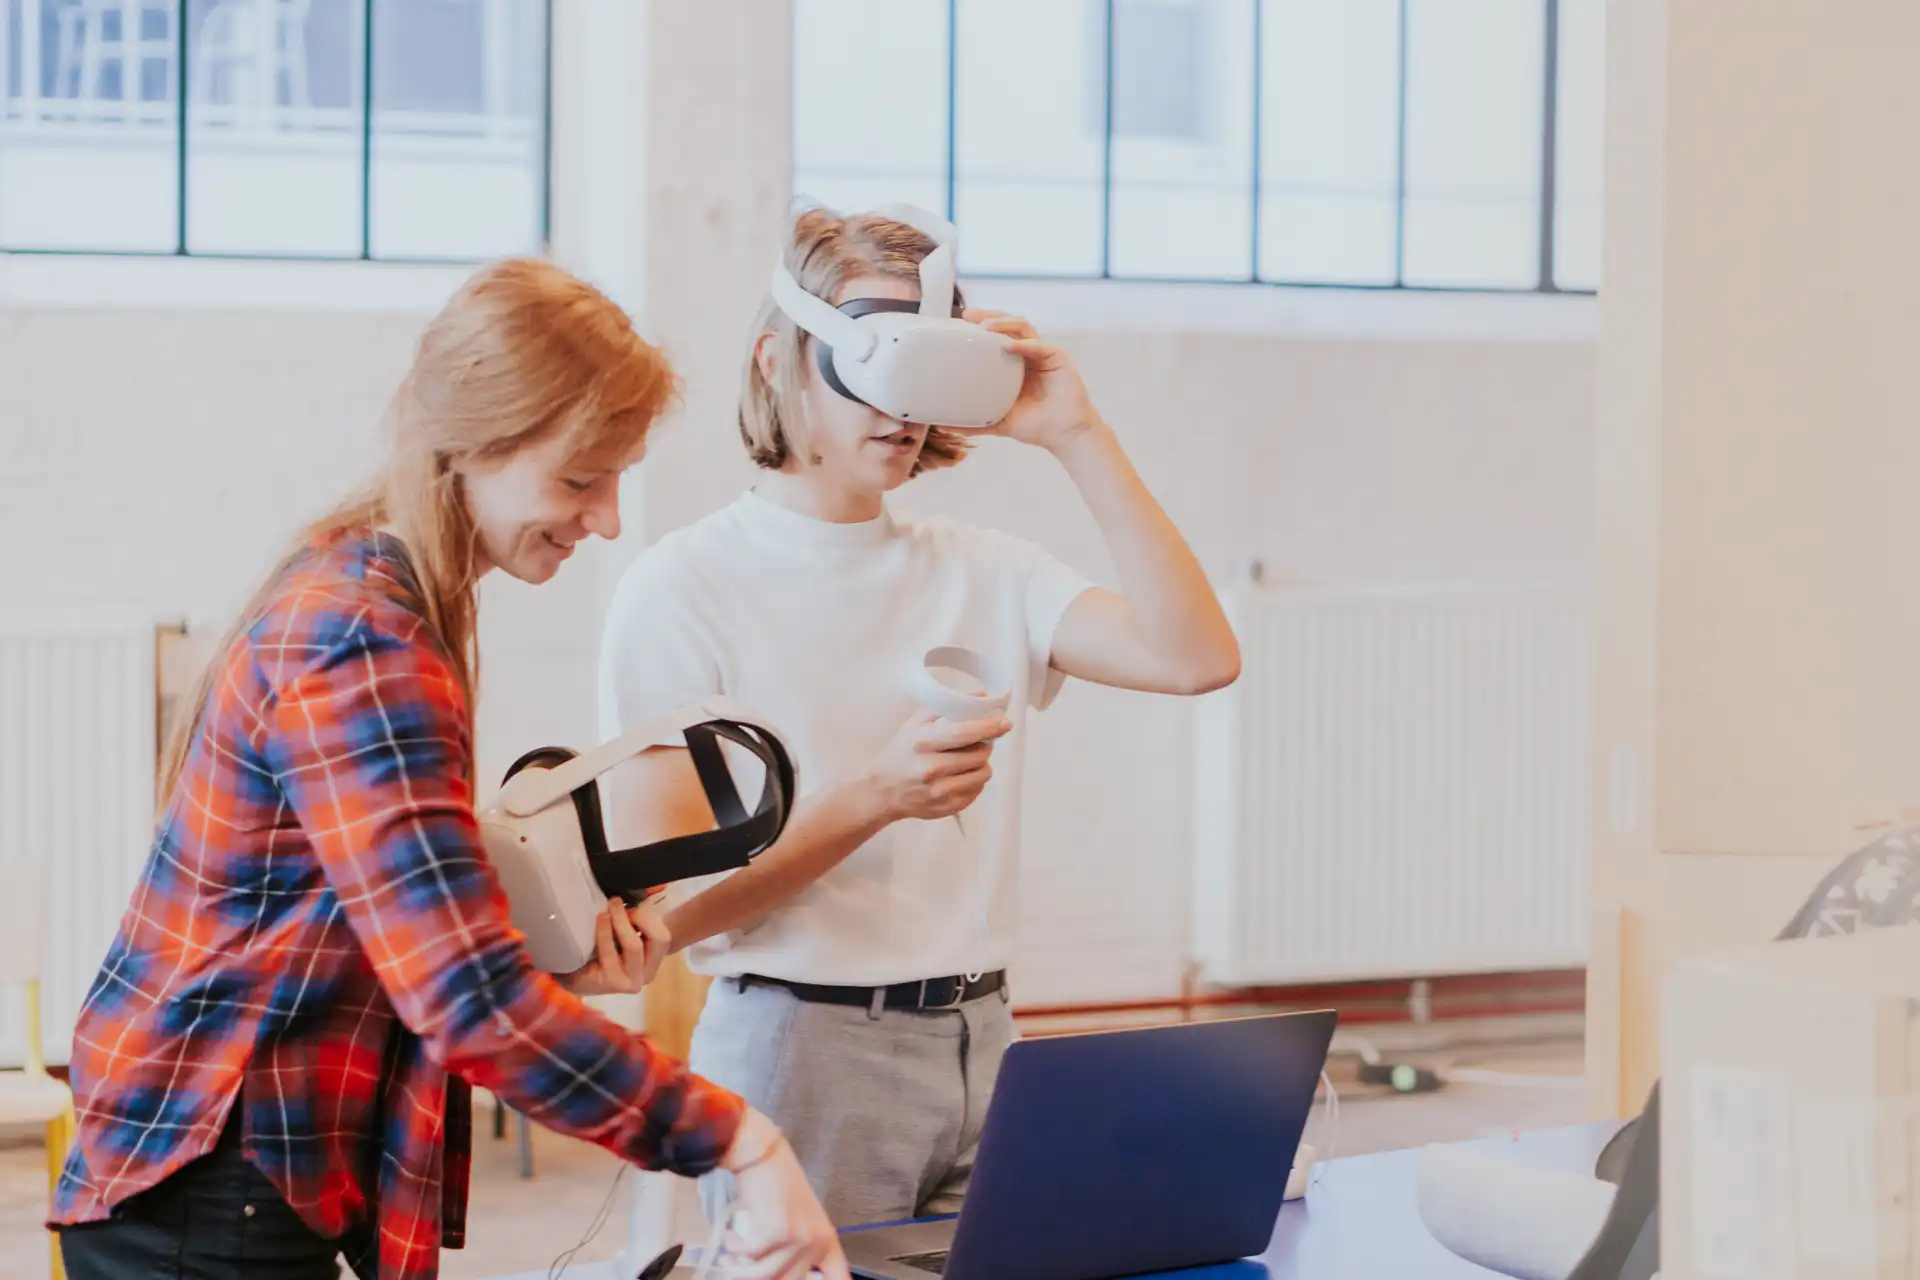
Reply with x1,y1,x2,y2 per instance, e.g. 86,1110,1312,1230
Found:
46,1107,73,1280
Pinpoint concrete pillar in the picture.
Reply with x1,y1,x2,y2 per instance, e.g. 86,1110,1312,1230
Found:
552,0,792,588
1588,0,1920,1116
545,0,795,1267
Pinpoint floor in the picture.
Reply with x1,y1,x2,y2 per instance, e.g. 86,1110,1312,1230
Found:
0,1024,1585,1280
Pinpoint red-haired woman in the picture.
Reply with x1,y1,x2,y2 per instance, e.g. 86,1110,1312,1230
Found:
50,260,845,1280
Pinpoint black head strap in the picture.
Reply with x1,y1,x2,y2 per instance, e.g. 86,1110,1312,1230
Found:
593,719,796,898
497,717,797,904
811,294,964,406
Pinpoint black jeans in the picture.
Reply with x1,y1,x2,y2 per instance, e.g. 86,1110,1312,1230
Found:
58,1113,341,1280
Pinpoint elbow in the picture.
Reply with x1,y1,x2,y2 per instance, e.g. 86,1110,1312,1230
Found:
411,945,541,1066
1174,643,1242,697
1183,662,1240,697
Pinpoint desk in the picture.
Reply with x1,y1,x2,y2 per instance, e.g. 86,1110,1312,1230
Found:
1251,1122,1622,1278
486,1122,1626,1279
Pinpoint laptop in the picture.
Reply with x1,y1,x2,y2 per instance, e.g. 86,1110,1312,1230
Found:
842,1009,1338,1280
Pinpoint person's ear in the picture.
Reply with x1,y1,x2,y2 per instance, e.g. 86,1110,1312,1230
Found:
754,330,778,385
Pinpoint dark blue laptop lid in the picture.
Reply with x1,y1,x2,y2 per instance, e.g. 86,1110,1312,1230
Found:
946,1010,1338,1280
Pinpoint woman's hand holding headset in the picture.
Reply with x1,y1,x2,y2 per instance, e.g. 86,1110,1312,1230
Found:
559,896,672,997
963,309,1103,454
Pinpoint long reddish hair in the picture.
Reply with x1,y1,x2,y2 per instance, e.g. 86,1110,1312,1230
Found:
155,258,678,808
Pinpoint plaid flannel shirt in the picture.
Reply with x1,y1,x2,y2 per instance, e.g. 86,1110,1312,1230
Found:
51,533,744,1279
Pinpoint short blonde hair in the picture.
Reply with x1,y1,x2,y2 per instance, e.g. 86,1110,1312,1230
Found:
738,204,973,475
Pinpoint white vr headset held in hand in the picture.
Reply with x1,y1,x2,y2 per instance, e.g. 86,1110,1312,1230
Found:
770,201,1027,429
477,699,797,975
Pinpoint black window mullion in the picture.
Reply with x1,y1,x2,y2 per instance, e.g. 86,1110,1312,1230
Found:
360,0,375,260
945,0,958,223
1248,0,1262,282
1537,0,1561,292
1100,0,1114,278
1393,0,1408,287
176,0,190,254
539,0,554,252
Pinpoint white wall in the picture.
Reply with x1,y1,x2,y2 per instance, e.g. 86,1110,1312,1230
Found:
0,301,607,807
907,325,1596,1004
0,305,411,617
0,292,1595,1006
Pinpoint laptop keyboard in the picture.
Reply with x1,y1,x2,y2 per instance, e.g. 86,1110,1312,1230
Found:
890,1249,951,1276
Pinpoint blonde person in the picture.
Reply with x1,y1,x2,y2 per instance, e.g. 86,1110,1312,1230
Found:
50,260,845,1280
598,205,1240,1229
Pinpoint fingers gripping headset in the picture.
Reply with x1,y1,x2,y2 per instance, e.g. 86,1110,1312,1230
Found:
478,698,797,975
770,201,1027,429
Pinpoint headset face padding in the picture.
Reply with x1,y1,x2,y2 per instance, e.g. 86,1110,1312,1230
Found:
812,294,963,407
501,745,615,868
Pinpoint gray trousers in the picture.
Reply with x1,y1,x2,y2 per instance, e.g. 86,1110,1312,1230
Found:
689,977,1016,1229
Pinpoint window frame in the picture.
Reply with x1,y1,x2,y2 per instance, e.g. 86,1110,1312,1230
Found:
799,0,1598,297
0,0,556,264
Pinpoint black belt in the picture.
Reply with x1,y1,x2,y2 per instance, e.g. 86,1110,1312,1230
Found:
738,970,1006,1012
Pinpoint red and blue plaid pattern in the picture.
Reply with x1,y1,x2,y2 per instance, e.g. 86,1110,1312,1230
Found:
51,533,743,1279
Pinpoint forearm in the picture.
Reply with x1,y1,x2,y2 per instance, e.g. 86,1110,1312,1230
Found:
666,776,892,952
274,625,747,1178
324,819,745,1177
438,953,746,1175
1054,419,1240,684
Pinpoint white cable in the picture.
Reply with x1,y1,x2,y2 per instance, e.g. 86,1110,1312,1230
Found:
694,1195,740,1280
1309,1069,1341,1195
547,1165,628,1279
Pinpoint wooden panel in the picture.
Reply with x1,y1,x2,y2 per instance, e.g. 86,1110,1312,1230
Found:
642,957,711,1062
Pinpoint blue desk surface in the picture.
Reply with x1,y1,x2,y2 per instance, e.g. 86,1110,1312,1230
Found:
851,1121,1625,1280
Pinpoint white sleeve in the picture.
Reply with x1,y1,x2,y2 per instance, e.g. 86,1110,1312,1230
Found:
1020,542,1096,713
596,551,723,740
595,551,740,911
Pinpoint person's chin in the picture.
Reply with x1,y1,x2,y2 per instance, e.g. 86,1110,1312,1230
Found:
877,450,922,487
502,549,565,585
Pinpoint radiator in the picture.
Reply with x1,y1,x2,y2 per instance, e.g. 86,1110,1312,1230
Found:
1192,586,1592,986
0,612,158,1068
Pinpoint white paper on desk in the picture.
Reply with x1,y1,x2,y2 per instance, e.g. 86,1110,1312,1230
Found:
1414,1143,1617,1280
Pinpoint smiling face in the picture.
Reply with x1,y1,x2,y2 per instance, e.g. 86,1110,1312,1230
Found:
459,429,643,584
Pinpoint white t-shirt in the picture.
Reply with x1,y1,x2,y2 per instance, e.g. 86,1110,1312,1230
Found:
596,489,1092,986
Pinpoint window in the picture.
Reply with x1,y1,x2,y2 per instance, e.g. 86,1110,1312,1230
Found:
0,0,550,260
793,0,1603,293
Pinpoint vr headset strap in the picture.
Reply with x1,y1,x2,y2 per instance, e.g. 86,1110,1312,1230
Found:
596,816,778,891
497,697,771,818
684,722,749,829
771,200,960,356
592,718,798,896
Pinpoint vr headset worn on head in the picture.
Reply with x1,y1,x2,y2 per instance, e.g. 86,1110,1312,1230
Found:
769,201,1026,429
478,699,796,975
